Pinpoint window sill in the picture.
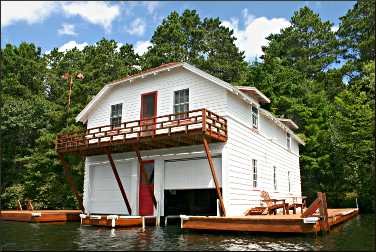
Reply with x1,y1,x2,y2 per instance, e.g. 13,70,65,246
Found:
251,127,259,133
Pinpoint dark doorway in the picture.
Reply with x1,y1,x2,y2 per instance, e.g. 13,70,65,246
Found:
164,189,218,216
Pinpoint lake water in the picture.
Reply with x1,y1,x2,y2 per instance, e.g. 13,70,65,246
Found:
1,214,374,251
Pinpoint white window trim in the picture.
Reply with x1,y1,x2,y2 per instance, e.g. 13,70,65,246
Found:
287,132,291,151
110,103,122,128
173,88,189,119
252,159,257,189
251,106,259,129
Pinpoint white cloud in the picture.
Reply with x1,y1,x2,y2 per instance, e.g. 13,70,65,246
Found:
143,2,159,14
116,42,123,52
1,1,57,28
58,23,77,36
222,10,290,60
125,18,146,36
61,1,120,31
134,41,152,55
58,40,88,52
331,25,339,32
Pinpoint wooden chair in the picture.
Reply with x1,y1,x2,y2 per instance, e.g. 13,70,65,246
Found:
26,199,34,211
260,191,289,215
287,196,307,214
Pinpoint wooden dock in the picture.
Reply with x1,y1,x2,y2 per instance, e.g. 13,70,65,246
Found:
80,214,157,228
0,210,81,222
180,208,359,234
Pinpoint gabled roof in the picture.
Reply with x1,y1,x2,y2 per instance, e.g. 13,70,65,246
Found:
76,62,258,122
75,62,304,145
277,118,299,130
236,86,270,104
260,108,305,145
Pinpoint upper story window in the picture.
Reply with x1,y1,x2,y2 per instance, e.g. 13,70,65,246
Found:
252,159,257,188
287,132,291,151
288,171,291,192
273,166,277,191
252,106,258,129
110,103,122,128
174,89,189,119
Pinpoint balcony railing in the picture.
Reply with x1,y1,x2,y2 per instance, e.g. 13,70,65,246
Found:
56,109,227,155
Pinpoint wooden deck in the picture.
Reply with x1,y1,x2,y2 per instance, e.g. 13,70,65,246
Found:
80,214,157,228
180,208,359,234
0,210,81,222
56,109,227,156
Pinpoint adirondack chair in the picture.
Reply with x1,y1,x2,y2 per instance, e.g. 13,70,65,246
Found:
287,196,307,214
260,191,289,215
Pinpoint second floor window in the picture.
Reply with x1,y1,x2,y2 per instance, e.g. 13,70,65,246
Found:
287,133,291,151
252,106,258,129
174,89,189,119
288,171,291,192
252,159,257,188
110,103,122,128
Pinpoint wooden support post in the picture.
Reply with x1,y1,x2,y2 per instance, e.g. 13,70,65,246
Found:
135,149,157,208
318,192,329,233
203,137,226,216
58,154,85,211
105,149,132,215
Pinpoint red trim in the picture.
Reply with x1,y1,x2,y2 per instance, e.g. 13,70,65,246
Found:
140,91,157,135
139,160,154,216
109,62,181,85
140,91,158,120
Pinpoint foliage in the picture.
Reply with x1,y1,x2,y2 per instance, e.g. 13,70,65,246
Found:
1,2,374,212
143,9,247,84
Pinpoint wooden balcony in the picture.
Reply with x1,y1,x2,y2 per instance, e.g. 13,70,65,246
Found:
56,109,227,156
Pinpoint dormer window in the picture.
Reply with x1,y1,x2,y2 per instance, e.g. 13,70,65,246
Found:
252,106,258,129
110,103,122,128
287,132,291,151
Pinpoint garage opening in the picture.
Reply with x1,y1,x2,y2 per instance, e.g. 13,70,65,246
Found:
164,189,218,216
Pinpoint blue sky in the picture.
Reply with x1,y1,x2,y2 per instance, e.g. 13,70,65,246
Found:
1,1,355,60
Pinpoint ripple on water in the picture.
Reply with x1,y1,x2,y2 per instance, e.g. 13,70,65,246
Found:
0,214,374,251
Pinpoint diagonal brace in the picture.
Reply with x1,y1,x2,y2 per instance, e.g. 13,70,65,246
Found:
58,154,85,211
105,148,132,215
203,137,226,216
135,148,157,209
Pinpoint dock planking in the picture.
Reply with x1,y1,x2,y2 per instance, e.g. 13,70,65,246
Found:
181,208,359,234
0,210,81,222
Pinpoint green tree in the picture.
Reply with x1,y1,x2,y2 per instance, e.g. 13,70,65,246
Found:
337,0,375,65
262,7,339,80
143,9,247,84
329,61,375,212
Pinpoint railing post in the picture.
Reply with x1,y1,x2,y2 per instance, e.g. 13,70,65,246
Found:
202,109,207,134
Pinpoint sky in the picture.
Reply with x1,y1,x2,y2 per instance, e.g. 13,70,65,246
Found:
1,1,356,61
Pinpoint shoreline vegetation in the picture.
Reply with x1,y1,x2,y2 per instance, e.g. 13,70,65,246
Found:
1,1,374,213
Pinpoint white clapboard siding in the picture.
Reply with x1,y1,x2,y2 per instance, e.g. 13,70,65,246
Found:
224,92,301,216
82,66,302,216
164,157,222,190
87,68,227,128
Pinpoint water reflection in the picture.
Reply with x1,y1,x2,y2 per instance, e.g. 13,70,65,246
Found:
1,215,374,251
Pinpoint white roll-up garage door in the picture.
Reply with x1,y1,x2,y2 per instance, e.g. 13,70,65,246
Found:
88,161,133,215
164,156,222,190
